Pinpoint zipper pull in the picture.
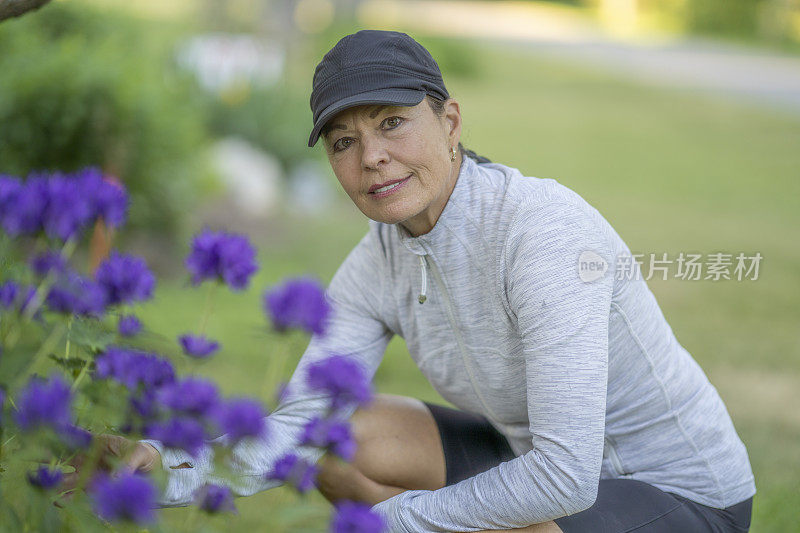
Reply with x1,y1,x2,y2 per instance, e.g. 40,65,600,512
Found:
418,255,427,304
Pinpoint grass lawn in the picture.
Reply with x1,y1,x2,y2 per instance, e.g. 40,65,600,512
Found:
137,40,799,532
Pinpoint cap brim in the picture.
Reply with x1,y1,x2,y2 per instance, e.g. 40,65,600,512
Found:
308,88,426,147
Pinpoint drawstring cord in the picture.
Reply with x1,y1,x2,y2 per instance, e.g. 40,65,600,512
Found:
418,255,427,304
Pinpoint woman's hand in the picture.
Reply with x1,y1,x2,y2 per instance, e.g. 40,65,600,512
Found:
61,435,161,495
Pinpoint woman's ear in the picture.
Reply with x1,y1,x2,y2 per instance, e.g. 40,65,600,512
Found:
443,98,462,147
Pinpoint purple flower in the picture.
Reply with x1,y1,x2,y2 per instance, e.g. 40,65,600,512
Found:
300,417,356,461
45,270,108,317
0,281,18,308
306,354,373,411
14,375,73,431
94,347,175,390
332,500,386,533
90,472,156,524
41,174,94,241
27,466,64,490
118,315,142,337
212,398,267,443
194,484,236,514
185,229,258,290
74,168,129,228
0,175,23,230
58,424,93,450
0,175,47,236
263,277,331,336
129,390,158,419
144,417,207,457
95,252,155,306
157,378,219,418
29,250,68,278
17,285,39,316
179,334,220,358
266,453,317,493
0,169,129,240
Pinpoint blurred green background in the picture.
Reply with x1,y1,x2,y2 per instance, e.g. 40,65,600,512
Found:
1,0,798,531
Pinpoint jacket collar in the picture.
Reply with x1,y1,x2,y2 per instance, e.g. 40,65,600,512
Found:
395,154,477,255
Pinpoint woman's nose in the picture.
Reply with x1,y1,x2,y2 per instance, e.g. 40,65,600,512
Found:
360,136,390,170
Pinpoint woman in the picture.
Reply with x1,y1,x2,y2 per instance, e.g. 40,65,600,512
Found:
126,30,755,532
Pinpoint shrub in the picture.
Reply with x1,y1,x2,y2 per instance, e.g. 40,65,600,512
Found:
0,3,212,238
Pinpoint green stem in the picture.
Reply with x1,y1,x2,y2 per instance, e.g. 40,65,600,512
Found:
64,317,73,360
262,335,291,402
5,238,79,351
197,282,218,335
10,323,66,391
70,359,90,392
20,237,78,323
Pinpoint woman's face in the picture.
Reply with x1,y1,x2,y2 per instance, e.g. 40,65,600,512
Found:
321,98,462,237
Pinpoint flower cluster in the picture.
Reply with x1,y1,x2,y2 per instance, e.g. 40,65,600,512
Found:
118,314,143,337
0,167,387,530
89,472,156,524
94,347,176,391
1,252,154,320
93,348,268,457
0,281,38,318
266,352,374,500
194,484,236,514
95,252,156,306
185,229,259,291
178,333,220,358
27,466,63,490
263,277,331,336
332,500,386,533
0,168,127,242
299,416,356,461
306,354,374,411
266,453,318,494
13,375,92,452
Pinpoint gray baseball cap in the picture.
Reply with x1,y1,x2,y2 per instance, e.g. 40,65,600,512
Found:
308,30,450,147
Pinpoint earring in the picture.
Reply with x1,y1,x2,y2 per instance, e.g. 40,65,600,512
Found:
450,146,457,162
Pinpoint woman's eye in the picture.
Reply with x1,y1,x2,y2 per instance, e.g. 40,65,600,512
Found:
383,116,403,129
333,138,353,152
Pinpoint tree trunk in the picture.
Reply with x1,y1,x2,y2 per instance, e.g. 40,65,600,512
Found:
0,0,53,22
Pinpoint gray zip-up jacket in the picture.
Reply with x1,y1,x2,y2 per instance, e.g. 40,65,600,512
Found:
146,154,756,532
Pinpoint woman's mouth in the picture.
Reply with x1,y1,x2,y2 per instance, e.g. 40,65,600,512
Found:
369,174,411,198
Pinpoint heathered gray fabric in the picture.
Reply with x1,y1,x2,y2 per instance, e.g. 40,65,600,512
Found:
144,154,755,531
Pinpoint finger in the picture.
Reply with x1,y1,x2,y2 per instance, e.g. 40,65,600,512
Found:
95,434,134,472
101,434,131,459
123,443,160,474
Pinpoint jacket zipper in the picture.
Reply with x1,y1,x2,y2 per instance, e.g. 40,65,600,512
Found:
418,255,427,304
422,252,501,423
605,436,626,476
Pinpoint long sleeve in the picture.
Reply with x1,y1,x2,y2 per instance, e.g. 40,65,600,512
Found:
145,227,394,506
372,200,614,531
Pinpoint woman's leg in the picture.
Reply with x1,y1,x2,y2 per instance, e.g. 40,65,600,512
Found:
315,393,562,532
316,393,446,504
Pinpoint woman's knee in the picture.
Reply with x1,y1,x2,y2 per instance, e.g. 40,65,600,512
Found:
333,393,447,491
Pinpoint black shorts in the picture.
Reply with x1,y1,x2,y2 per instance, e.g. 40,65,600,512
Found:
423,402,753,533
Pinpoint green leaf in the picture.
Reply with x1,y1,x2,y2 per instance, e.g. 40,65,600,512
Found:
48,353,88,372
67,317,115,352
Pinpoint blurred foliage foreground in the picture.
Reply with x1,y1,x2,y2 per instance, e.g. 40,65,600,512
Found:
0,170,387,532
